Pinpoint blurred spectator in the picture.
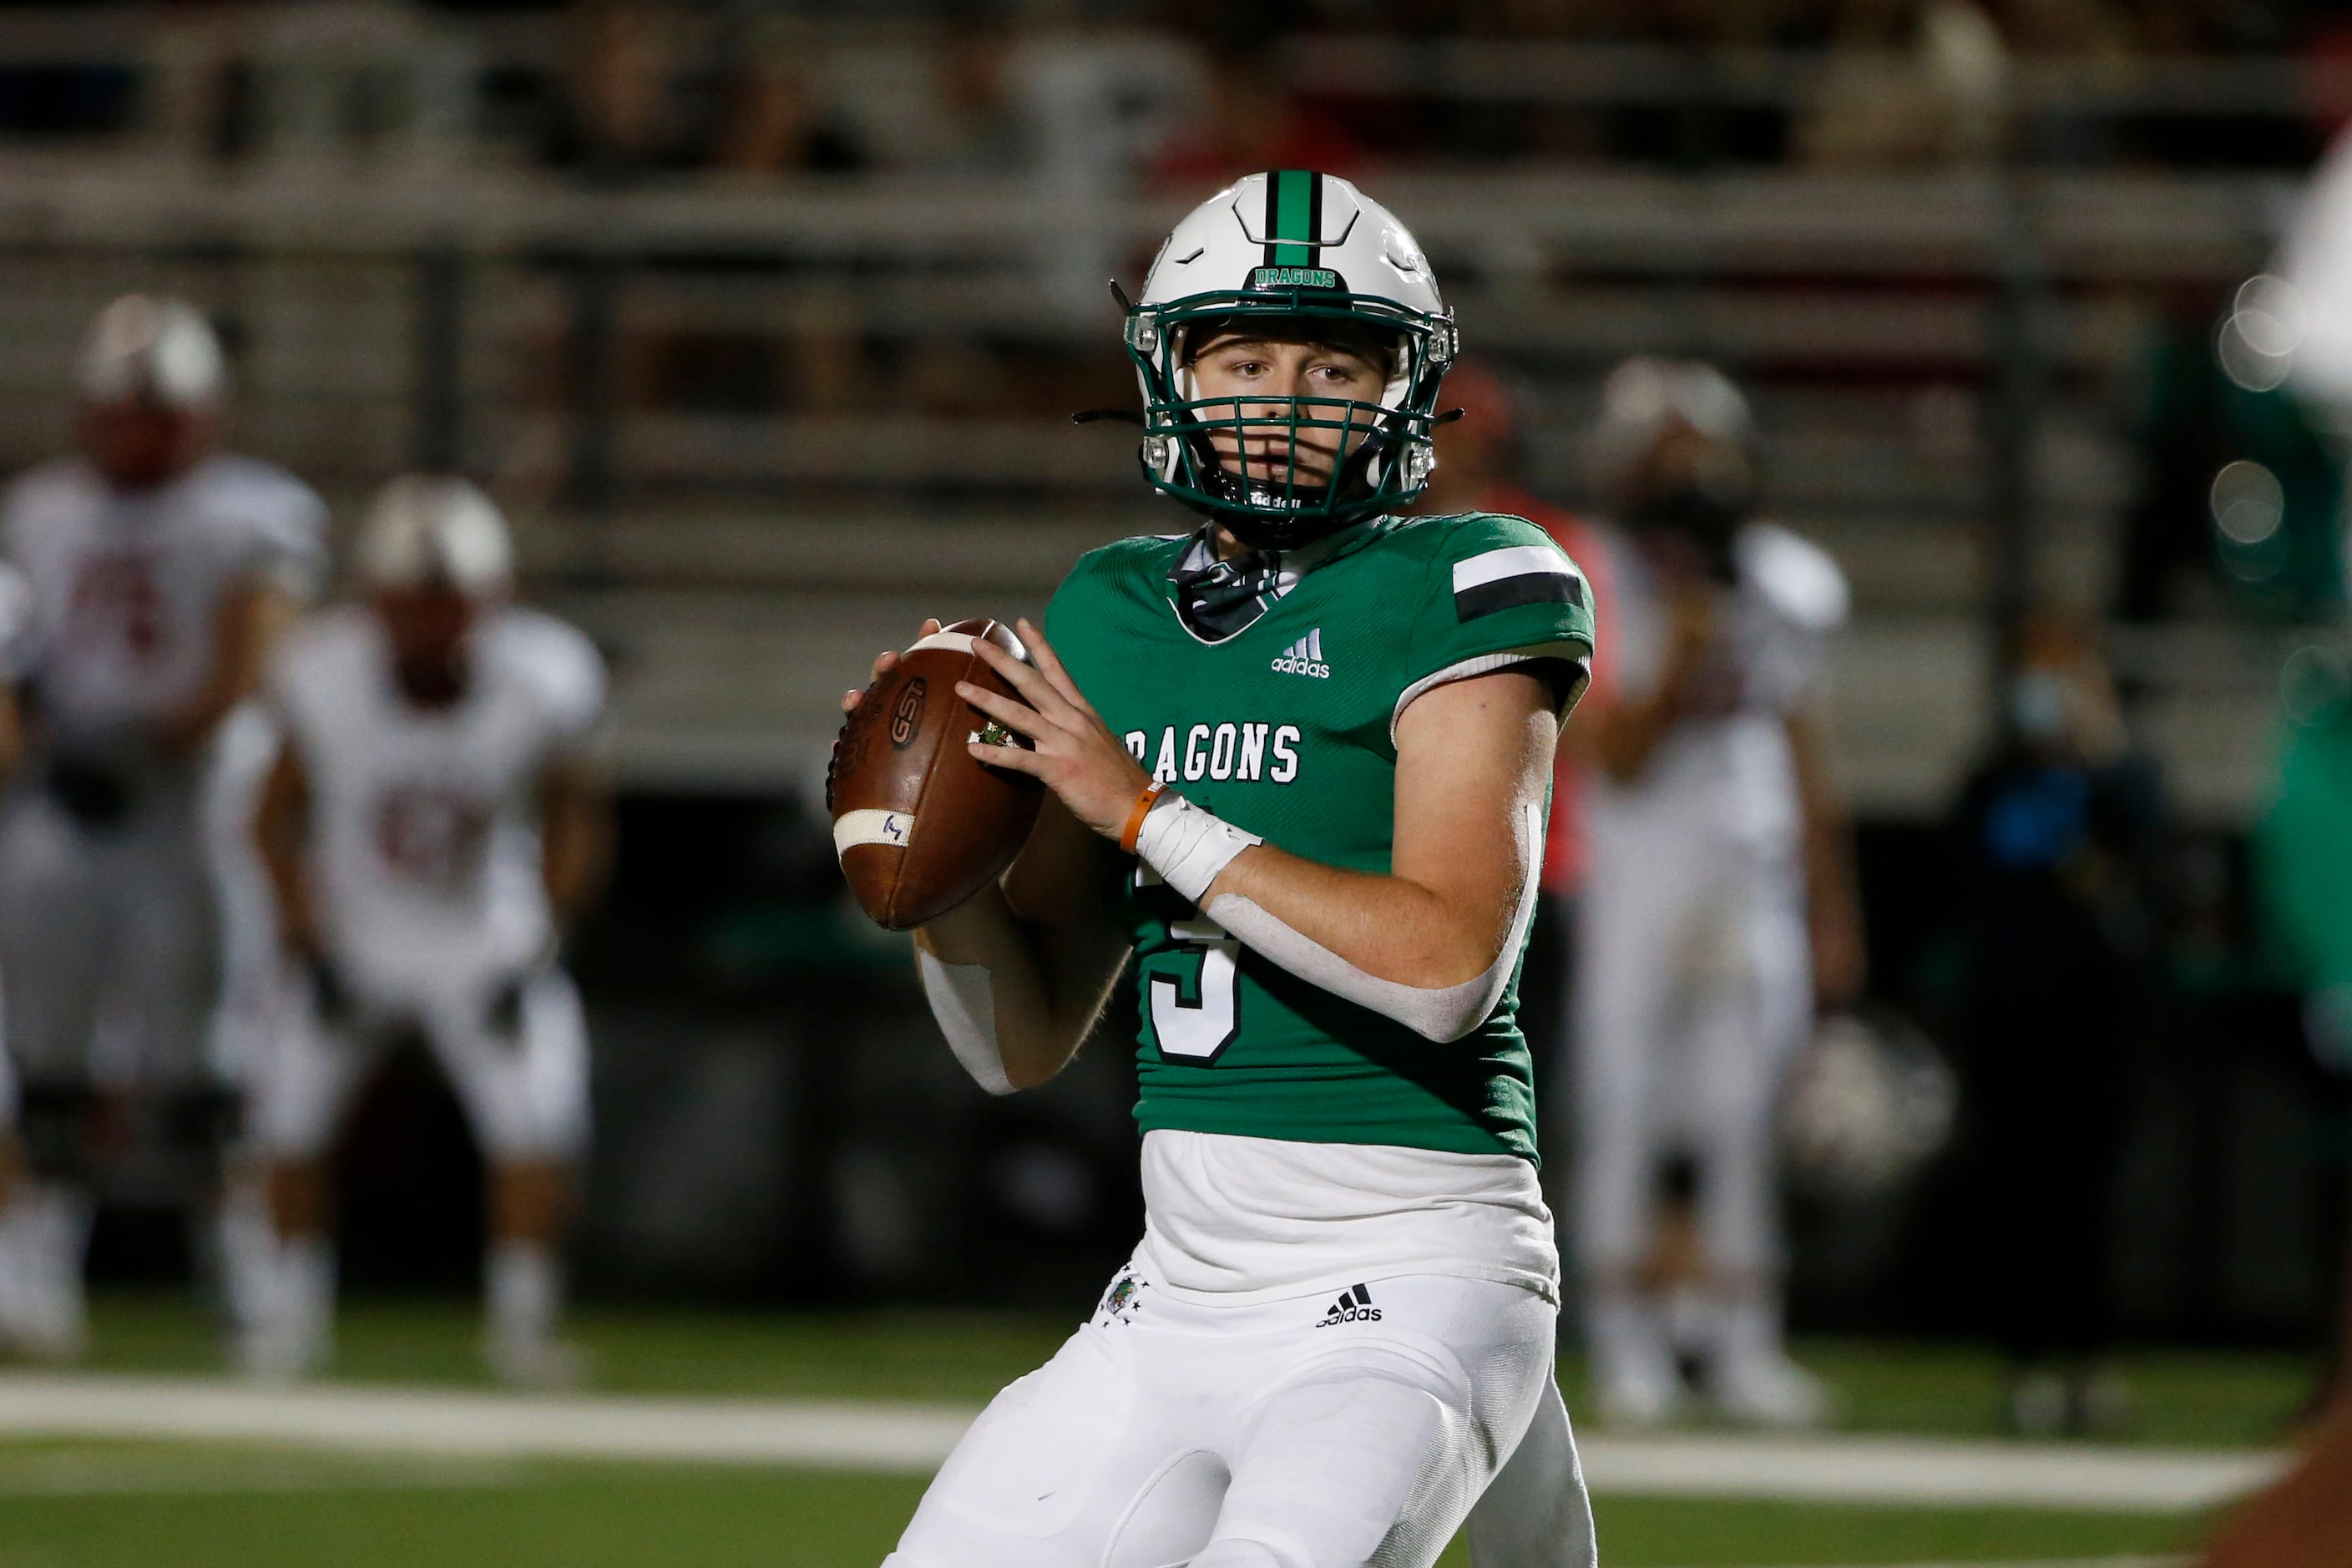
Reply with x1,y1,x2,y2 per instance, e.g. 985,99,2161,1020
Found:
926,13,1029,173
1571,358,1859,1429
2254,636,2352,1415
1799,0,2008,168
701,18,865,179
1416,361,1620,1198
541,3,864,182
240,2,478,175
1150,8,1364,190
544,0,686,181
1985,0,2137,58
1020,31,1203,314
1950,614,2162,1435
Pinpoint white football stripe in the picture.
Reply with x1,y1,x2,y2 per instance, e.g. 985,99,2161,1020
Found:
1451,544,1576,594
904,631,978,657
833,809,913,857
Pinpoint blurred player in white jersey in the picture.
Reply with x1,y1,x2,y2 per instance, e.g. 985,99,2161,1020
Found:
244,476,609,1383
0,296,324,1360
1573,359,1863,1427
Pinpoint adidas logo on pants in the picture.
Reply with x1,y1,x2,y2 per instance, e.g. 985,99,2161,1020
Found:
1315,1282,1381,1327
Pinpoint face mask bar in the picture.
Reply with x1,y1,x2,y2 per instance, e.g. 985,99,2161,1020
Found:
1167,394,1427,524
1124,290,1454,546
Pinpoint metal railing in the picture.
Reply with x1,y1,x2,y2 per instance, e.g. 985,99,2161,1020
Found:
0,10,2342,172
0,156,2306,813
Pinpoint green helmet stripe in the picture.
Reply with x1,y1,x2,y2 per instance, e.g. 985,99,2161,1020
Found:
1270,169,1317,267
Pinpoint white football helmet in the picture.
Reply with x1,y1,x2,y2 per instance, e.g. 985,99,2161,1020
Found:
357,475,513,596
1125,170,1455,549
1588,356,1752,493
78,295,227,408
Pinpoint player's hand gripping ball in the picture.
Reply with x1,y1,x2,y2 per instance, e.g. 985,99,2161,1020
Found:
829,618,1044,930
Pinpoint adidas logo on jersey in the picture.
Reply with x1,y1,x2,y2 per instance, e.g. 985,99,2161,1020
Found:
1313,1283,1380,1328
1271,629,1331,680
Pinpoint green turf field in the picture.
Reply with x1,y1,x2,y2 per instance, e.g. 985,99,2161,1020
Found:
0,1291,2300,1567
0,1448,2201,1568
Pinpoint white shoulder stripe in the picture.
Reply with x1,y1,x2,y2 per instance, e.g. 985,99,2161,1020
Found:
1452,544,1576,594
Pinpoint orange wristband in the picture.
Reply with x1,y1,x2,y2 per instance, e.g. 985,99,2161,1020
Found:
1119,781,1167,855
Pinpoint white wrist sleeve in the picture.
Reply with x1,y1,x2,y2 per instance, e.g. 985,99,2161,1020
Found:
1135,795,1262,905
1201,799,1546,1045
915,948,1014,1096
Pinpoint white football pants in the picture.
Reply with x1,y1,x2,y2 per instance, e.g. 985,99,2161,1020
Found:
0,779,218,1090
198,703,283,1090
247,966,590,1165
1571,822,1811,1285
887,1267,1595,1568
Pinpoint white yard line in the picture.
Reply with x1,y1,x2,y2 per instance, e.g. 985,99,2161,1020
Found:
1576,1432,2284,1513
0,1371,2289,1512
0,1373,971,1472
1673,1560,2184,1568
0,1449,522,1498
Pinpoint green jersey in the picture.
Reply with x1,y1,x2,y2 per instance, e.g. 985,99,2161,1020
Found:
1044,512,1596,1162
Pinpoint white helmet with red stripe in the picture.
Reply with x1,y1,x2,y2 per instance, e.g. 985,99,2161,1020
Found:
357,475,513,596
78,295,226,409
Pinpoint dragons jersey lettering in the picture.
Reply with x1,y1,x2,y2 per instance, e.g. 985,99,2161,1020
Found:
1126,722,1301,785
1045,513,1595,1162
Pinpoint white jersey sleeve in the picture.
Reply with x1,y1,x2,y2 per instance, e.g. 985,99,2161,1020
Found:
205,457,330,602
1732,522,1848,716
0,458,88,651
1603,549,1671,706
263,606,353,733
491,610,608,756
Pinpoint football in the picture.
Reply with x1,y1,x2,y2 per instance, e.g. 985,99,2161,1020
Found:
827,617,1045,931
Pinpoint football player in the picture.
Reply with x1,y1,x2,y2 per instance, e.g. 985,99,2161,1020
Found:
242,476,609,1383
1571,358,1862,1427
0,296,324,1360
852,172,1597,1567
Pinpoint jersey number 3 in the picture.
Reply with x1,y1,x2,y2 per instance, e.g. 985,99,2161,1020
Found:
1145,920,1241,1064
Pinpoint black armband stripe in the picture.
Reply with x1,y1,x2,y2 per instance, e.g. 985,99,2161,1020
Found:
1451,544,1586,622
